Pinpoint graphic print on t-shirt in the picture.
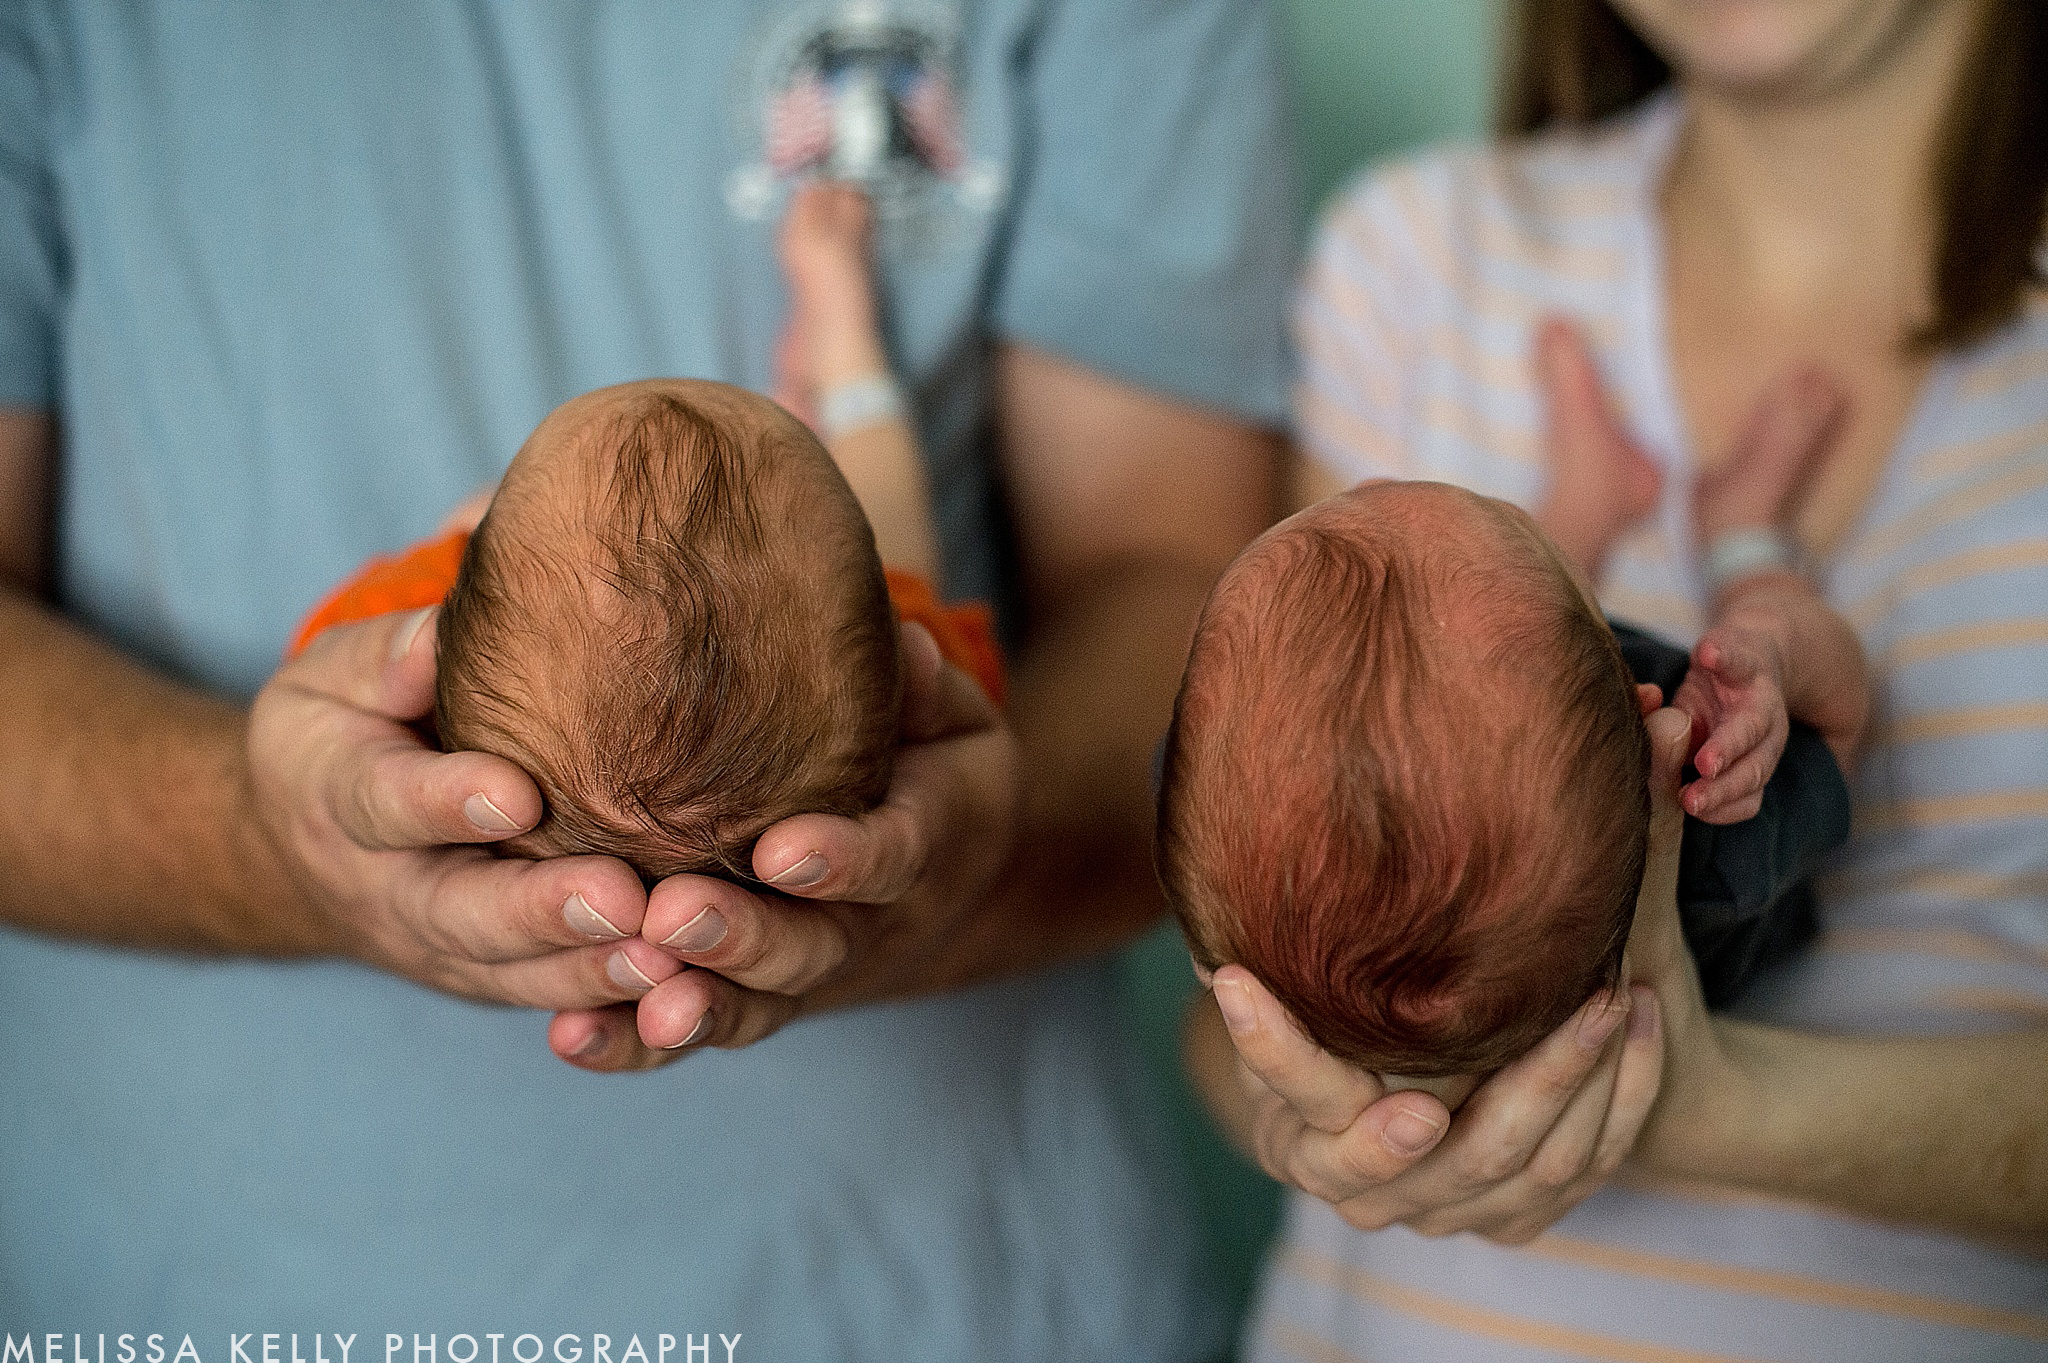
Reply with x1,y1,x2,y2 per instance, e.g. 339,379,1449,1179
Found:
726,0,1001,237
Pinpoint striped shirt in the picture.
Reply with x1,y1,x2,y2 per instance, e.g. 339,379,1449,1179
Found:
1255,92,2048,1362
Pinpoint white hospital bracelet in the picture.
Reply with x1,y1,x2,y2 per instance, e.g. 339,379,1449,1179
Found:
819,375,906,441
1703,527,1802,598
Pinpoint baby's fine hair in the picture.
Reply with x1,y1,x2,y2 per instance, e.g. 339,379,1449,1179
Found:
1159,487,1649,1075
436,386,900,882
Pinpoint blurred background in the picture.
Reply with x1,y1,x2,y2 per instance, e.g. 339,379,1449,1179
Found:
1111,0,1502,1342
1284,0,1500,210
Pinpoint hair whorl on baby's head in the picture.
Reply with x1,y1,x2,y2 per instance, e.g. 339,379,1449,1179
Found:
435,382,900,883
1158,483,1648,1077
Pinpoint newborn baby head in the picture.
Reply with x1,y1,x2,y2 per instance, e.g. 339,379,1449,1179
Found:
1160,481,1649,1079
435,379,900,881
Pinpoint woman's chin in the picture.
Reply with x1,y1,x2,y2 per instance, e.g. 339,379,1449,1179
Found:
1612,0,1933,104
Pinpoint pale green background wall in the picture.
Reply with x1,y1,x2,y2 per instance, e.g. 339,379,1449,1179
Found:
1113,2,1504,1350
1285,0,1502,208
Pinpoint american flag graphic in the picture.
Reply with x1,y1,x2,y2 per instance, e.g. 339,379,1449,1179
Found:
902,72,963,174
767,73,835,174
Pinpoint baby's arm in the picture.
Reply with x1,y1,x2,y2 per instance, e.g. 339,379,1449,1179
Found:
776,183,942,581
1676,365,1865,822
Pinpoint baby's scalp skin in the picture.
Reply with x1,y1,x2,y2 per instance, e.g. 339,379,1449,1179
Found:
435,379,902,882
1160,480,1650,1079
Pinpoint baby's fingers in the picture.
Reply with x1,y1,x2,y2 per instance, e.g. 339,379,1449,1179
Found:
1683,742,1775,822
1695,631,1764,685
1692,699,1771,781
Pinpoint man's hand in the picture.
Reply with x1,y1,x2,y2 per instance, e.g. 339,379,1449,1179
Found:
1206,706,1695,1244
3,412,664,993
248,606,672,1007
547,621,1019,1070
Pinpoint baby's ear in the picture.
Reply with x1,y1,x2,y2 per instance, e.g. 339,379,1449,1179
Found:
892,617,942,735
1644,705,1692,800
897,618,942,694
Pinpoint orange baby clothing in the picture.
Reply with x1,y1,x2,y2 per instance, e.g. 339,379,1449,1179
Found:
287,529,472,660
291,529,1006,706
882,567,1006,708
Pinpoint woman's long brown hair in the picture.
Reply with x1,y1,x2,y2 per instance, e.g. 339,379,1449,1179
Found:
1498,0,2047,351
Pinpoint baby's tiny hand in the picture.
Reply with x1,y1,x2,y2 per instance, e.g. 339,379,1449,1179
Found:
779,183,874,299
1669,623,1790,824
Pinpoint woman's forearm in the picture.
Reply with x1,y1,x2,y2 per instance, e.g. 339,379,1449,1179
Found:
1640,1020,2048,1244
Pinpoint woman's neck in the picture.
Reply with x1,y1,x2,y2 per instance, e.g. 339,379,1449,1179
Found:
1664,2,1979,330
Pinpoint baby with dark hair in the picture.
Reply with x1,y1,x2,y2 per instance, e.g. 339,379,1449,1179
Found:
1160,477,1867,1087
291,186,1001,887
293,378,927,882
431,380,904,878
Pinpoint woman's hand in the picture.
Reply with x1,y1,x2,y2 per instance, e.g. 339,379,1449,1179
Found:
1209,706,1699,1244
548,620,1021,1070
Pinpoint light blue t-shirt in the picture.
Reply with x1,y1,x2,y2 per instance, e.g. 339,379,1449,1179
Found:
0,2,1296,1357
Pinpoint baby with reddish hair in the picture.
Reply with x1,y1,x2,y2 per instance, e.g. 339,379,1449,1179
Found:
1159,477,1866,1085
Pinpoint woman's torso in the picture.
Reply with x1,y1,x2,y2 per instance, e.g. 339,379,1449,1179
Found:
1262,94,2048,1361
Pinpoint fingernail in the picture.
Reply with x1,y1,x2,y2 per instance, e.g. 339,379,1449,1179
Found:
662,1012,711,1050
1214,979,1257,1035
765,852,829,889
606,951,657,993
1383,1108,1446,1156
390,607,435,663
464,792,523,833
661,906,728,953
1577,998,1628,1052
1628,989,1660,1039
570,1027,608,1059
563,892,626,940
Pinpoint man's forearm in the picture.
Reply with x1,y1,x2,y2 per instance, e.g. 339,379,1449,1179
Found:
0,586,306,953
926,556,1214,987
919,344,1281,990
1642,1020,2048,1243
